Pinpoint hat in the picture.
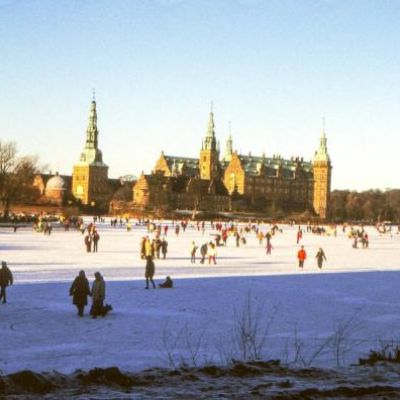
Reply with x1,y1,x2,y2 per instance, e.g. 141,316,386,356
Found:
1,261,6,267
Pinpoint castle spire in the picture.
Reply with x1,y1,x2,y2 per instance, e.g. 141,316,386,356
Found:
203,105,217,150
223,121,233,162
314,119,330,162
85,98,98,149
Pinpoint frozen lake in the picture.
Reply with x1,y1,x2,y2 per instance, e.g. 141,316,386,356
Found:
1,220,400,374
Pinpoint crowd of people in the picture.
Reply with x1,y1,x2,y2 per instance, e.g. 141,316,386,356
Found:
2,216,383,317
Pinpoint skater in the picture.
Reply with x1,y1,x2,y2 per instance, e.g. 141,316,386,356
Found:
200,243,208,264
90,272,106,318
257,230,264,245
266,241,272,255
296,228,302,244
235,232,240,247
208,242,217,265
161,238,168,259
140,237,147,259
190,241,198,263
84,233,92,253
222,230,228,246
159,276,173,288
92,229,100,252
69,270,91,317
0,261,13,304
297,246,306,270
155,237,162,259
144,236,156,289
315,248,326,270
145,256,156,289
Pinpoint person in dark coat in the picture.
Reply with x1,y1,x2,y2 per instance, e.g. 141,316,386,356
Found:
84,234,92,252
92,229,100,252
199,243,208,264
69,270,91,316
315,248,327,270
159,276,173,288
161,238,168,259
0,261,13,304
145,256,156,289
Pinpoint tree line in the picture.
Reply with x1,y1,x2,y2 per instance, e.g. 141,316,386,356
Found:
330,189,400,223
0,141,40,218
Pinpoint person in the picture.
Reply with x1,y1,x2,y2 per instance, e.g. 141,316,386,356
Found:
159,276,173,288
140,237,146,259
145,256,156,289
235,232,240,247
0,261,13,304
297,246,306,270
296,229,302,244
257,230,264,245
266,241,272,255
69,270,91,317
144,237,156,289
161,238,168,259
315,248,326,270
364,233,369,248
200,243,208,264
208,242,217,265
155,238,162,259
190,241,198,263
222,230,228,246
92,229,100,252
91,272,106,318
84,233,92,253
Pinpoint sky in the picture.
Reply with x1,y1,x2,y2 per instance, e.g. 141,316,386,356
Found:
1,0,400,191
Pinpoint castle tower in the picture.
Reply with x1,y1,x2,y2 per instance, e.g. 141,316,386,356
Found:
223,122,233,163
72,96,109,209
199,107,220,180
313,127,332,219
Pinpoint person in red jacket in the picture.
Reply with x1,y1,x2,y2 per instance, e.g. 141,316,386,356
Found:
297,246,306,270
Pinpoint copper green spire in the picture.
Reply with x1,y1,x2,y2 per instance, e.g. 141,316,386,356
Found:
85,99,98,149
203,104,217,150
78,96,105,165
223,121,233,162
314,118,330,163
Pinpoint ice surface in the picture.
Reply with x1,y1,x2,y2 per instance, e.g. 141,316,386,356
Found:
1,220,400,373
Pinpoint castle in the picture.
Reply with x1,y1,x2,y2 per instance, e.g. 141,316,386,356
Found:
35,99,331,219
133,109,331,218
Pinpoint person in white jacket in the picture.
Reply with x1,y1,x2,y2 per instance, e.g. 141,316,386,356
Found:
208,242,217,265
91,272,105,318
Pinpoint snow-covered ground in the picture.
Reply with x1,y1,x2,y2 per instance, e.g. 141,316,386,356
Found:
1,220,400,374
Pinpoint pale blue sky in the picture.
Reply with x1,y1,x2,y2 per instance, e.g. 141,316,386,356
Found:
1,0,400,190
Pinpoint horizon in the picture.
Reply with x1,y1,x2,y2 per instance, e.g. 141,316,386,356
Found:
1,0,400,191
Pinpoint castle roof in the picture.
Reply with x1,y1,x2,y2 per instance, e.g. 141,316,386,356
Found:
163,155,199,177
236,154,313,179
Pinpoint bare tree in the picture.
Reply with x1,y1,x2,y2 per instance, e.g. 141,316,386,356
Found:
0,141,40,217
